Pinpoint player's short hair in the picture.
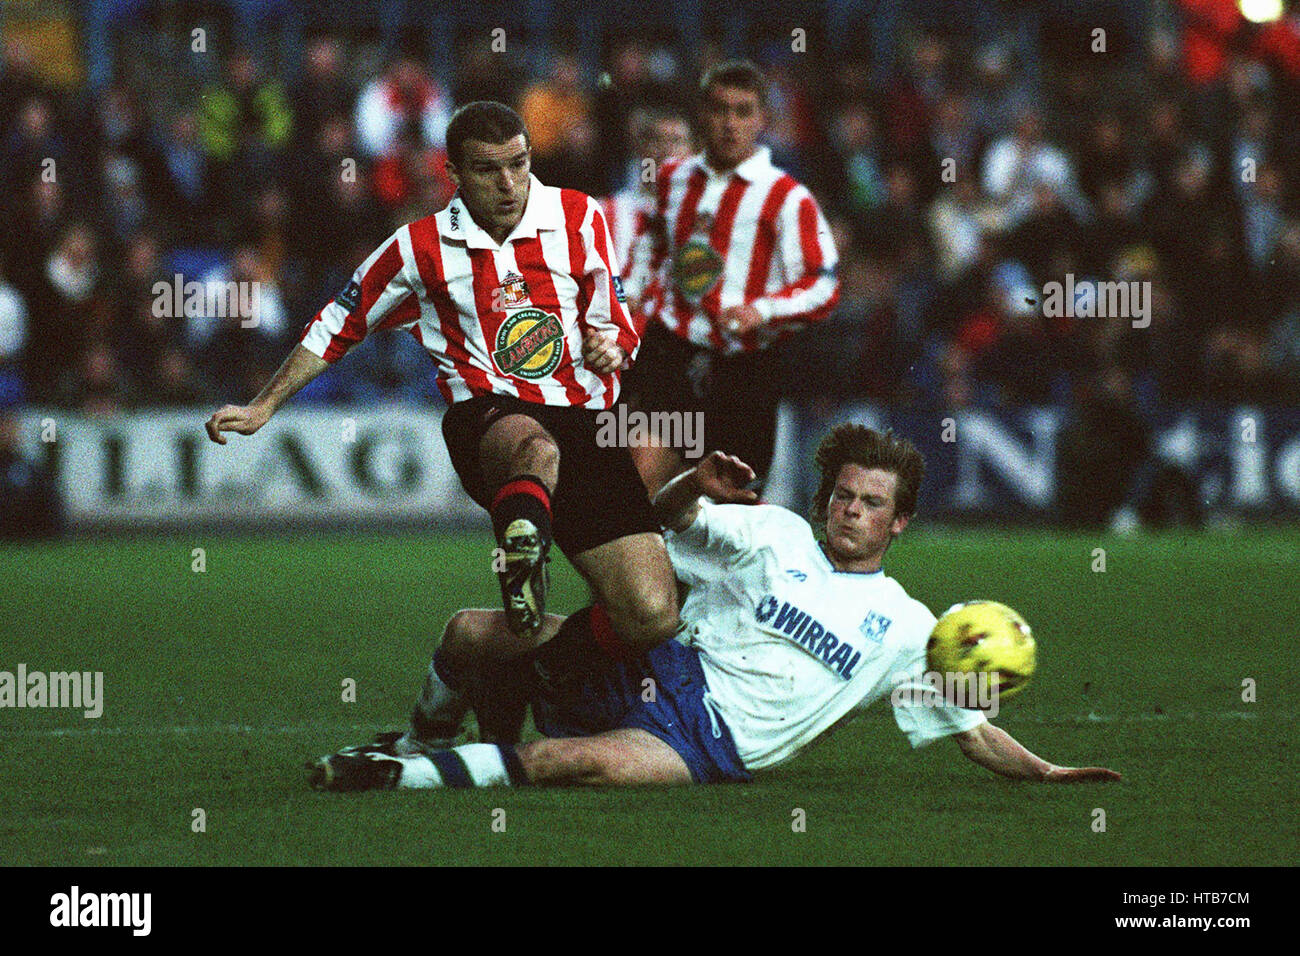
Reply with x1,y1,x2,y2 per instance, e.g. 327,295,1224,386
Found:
446,101,529,167
812,425,925,522
699,59,768,109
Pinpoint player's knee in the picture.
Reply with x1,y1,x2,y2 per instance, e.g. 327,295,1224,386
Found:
441,609,494,662
513,430,559,478
607,586,679,653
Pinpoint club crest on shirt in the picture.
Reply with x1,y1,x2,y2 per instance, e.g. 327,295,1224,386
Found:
673,237,724,303
498,271,531,308
859,610,892,644
492,307,565,379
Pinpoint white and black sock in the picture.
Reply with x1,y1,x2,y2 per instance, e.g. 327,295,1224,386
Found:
392,743,530,789
406,647,471,745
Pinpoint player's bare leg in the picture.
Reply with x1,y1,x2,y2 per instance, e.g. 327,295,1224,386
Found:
522,531,679,691
309,601,696,791
402,610,562,750
515,729,692,786
478,414,560,639
311,727,693,791
569,531,678,655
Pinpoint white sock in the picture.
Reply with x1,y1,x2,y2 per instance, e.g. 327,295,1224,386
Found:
395,743,524,789
408,653,471,741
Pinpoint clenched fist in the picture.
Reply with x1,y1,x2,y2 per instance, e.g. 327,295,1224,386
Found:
581,329,627,374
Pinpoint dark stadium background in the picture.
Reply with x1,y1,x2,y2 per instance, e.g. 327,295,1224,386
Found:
0,0,1296,872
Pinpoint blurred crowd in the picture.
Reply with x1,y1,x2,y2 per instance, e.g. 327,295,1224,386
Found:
2,0,1300,422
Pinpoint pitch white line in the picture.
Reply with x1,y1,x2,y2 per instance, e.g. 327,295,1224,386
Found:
0,710,1284,740
0,721,387,739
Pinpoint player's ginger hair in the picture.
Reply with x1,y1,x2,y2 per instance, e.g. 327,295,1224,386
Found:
812,425,925,523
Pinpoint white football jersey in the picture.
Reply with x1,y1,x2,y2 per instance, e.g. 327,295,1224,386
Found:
665,500,986,771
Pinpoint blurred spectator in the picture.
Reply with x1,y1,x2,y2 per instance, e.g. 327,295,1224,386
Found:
860,162,927,259
594,39,682,193
290,34,354,154
2,94,69,186
1007,180,1085,284
148,347,214,406
197,46,293,224
98,151,149,242
928,177,1007,284
968,42,1035,141
0,270,27,400
520,53,592,169
453,35,523,108
158,110,212,241
1265,221,1300,402
190,246,289,401
55,340,134,416
1077,111,1153,209
26,224,114,402
1239,159,1287,270
928,91,983,185
981,108,1088,228
0,38,45,137
829,102,888,219
0,407,62,540
355,53,451,157
1056,365,1153,529
197,47,293,165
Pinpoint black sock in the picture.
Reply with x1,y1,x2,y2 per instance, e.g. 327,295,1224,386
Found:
489,474,552,549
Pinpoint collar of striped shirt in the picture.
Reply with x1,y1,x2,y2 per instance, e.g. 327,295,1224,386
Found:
695,144,774,182
438,174,565,249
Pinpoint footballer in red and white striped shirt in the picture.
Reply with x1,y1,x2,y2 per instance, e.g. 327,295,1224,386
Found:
206,102,680,688
622,61,841,494
300,163,638,410
599,108,693,334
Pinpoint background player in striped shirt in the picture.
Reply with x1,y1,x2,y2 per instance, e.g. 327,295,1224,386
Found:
310,426,1120,791
623,60,841,496
204,102,679,692
600,106,693,307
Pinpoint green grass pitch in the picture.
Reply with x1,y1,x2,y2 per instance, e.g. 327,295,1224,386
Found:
1,526,1295,866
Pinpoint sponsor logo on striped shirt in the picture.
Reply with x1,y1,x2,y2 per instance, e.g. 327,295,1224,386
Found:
491,308,565,379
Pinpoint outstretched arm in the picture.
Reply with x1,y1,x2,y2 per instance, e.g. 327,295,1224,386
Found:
652,451,759,532
205,344,328,444
953,722,1122,783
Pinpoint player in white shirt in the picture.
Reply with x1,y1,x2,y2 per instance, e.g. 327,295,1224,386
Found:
310,425,1121,790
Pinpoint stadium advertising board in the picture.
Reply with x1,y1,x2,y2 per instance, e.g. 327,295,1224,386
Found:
14,407,482,527
768,404,1300,520
12,405,1300,527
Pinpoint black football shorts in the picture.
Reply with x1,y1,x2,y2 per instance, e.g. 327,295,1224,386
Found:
441,393,661,557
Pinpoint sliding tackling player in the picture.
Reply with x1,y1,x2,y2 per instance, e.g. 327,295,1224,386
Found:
310,425,1120,790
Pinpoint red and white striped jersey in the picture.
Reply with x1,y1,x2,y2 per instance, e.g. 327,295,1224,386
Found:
299,175,638,409
600,187,654,279
626,146,840,355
